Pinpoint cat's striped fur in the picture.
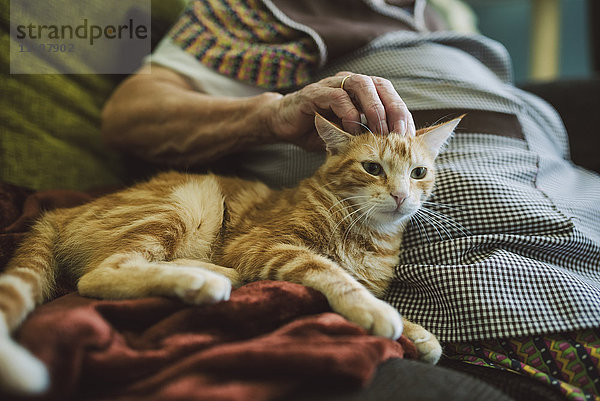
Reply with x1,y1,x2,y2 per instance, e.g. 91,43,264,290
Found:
0,114,461,394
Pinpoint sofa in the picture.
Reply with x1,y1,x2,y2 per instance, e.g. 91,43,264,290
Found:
1,1,598,400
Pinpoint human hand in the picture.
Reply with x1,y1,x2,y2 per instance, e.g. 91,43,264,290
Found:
263,72,415,151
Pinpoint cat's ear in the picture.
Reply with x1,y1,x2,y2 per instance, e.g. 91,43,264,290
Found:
417,115,464,157
315,113,353,154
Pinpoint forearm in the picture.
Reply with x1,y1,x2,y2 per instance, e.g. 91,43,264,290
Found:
102,66,415,167
101,65,282,166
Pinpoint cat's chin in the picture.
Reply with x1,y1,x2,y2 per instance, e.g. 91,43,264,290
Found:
367,210,412,233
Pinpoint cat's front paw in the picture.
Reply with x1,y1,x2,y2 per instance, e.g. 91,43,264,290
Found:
332,292,403,340
172,269,232,304
402,319,442,364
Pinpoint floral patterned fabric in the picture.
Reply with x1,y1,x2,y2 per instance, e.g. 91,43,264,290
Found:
445,329,600,401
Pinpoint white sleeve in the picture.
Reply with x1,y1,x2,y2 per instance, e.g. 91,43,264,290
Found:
144,37,268,97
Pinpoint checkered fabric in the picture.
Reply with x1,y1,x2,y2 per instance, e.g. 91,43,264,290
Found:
311,32,600,342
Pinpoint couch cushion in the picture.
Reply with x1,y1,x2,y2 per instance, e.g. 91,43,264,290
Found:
0,0,185,191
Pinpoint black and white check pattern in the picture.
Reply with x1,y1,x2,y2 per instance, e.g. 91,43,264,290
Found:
314,32,600,342
388,133,600,341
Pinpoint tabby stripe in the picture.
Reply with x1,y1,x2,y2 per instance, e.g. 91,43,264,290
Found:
349,174,376,186
264,250,299,280
235,244,272,278
330,159,356,177
282,260,329,284
392,141,409,158
277,259,310,282
307,188,332,212
301,269,362,299
260,244,298,279
13,253,51,276
121,217,186,240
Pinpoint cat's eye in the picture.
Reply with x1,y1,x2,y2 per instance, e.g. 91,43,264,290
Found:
411,167,427,179
362,162,383,176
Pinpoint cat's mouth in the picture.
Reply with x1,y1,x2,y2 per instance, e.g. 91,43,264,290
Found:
381,204,415,220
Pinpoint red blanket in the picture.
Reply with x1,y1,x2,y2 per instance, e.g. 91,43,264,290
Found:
0,183,416,401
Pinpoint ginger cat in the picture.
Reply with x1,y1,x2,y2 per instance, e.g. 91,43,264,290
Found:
0,114,461,394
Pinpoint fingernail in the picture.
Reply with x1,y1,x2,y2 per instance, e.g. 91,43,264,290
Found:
399,120,407,135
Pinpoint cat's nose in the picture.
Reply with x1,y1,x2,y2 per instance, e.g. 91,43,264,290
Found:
390,192,407,207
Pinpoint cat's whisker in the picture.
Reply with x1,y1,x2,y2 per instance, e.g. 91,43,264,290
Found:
338,202,372,232
342,204,375,250
420,114,454,133
357,205,378,251
419,207,472,239
365,144,379,156
373,110,384,155
327,195,371,214
419,214,434,244
417,210,459,242
318,180,338,190
305,180,338,199
347,120,374,135
418,209,457,240
364,206,375,222
330,203,373,228
328,202,374,248
423,197,466,212
340,202,373,226
327,201,374,235
416,208,476,260
374,107,384,135
415,210,446,241
421,208,475,257
330,208,368,253
421,201,466,212
348,119,382,155
410,213,431,244
360,204,377,229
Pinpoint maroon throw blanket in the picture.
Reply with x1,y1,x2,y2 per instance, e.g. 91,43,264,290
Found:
0,182,416,401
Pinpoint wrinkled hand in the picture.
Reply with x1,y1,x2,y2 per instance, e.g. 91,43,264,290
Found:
263,72,416,151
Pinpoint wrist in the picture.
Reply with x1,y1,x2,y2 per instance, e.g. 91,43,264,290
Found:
254,91,284,143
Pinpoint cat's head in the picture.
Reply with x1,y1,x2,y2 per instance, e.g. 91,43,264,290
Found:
314,113,461,232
